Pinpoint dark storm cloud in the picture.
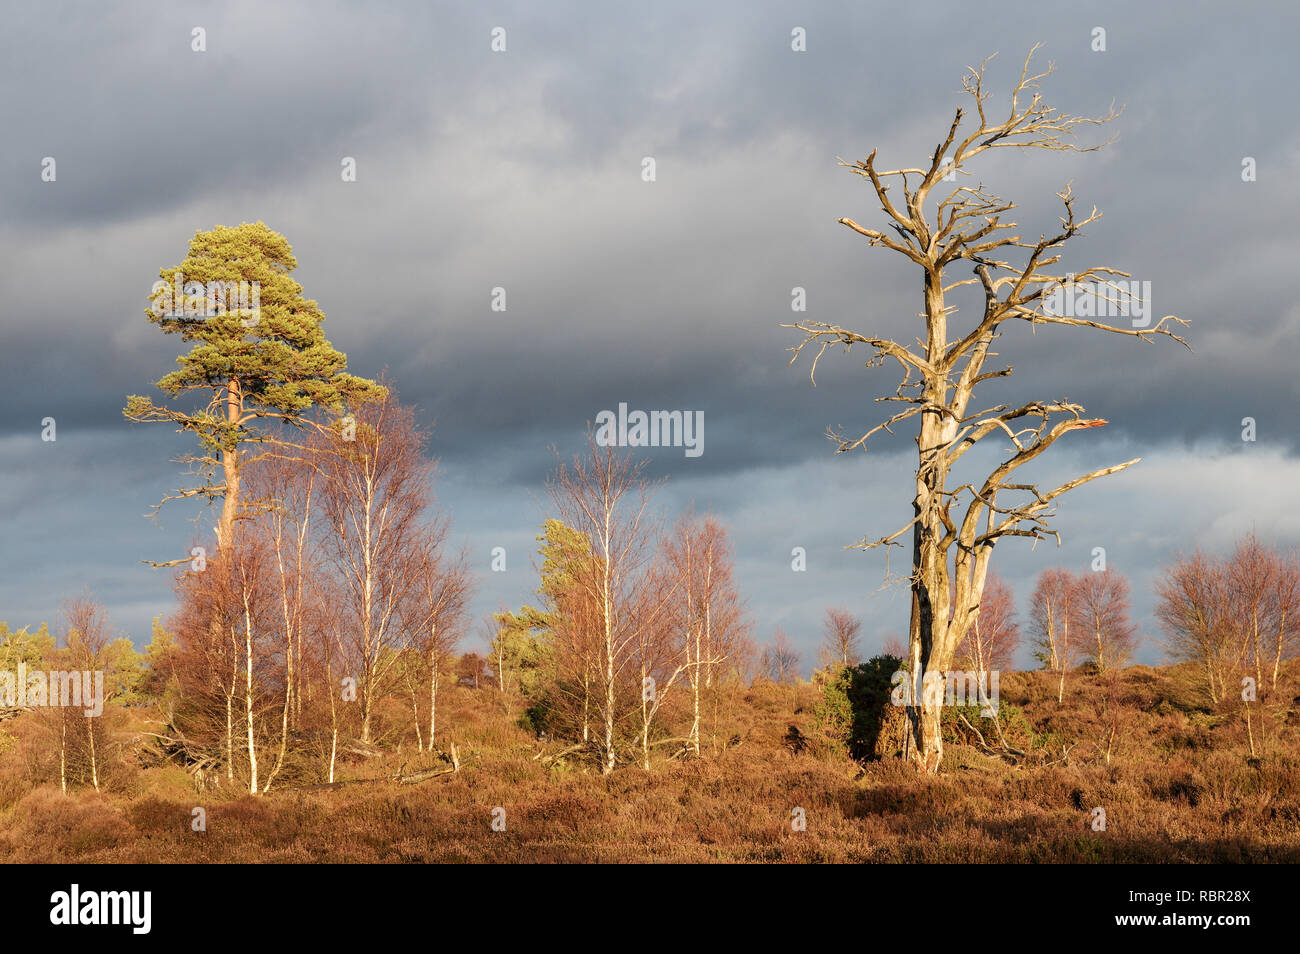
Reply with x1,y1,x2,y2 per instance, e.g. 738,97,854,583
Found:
2,0,1298,666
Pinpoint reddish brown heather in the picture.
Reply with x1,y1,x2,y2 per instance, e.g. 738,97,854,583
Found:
1,664,1296,863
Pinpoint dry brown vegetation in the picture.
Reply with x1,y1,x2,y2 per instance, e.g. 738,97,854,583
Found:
2,662,1296,863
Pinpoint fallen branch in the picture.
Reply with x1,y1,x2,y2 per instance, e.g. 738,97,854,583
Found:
298,756,476,791
1042,741,1077,768
533,742,586,765
342,740,385,759
957,713,1024,763
395,765,457,784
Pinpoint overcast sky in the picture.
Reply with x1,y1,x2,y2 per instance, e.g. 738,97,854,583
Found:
3,1,1298,671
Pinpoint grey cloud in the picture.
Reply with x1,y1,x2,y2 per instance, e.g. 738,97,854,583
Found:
2,0,1298,669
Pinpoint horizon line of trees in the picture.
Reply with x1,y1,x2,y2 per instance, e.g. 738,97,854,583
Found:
757,533,1299,715
6,492,1298,790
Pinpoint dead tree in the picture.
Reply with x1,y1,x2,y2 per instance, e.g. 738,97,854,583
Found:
786,46,1188,772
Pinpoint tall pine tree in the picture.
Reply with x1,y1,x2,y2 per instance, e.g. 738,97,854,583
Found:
125,222,383,552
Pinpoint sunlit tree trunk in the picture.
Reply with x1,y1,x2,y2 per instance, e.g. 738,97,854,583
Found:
581,663,590,744
244,595,258,794
428,639,439,744
216,381,243,552
86,718,99,792
327,652,339,784
410,678,424,752
225,642,237,781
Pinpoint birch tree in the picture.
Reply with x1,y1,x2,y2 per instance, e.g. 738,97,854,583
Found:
786,47,1187,771
763,629,800,685
168,550,248,783
245,449,316,790
60,597,111,792
1072,570,1137,674
820,608,863,670
549,436,659,774
232,539,272,792
1158,541,1300,703
1225,534,1300,692
1156,552,1234,705
955,572,1019,673
401,525,474,748
1029,567,1079,702
632,555,686,769
663,513,745,756
317,391,431,743
1263,551,1300,690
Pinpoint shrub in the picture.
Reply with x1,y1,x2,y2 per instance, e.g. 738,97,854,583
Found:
813,655,906,761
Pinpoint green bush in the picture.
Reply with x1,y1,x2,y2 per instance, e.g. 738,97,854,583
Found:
814,655,906,761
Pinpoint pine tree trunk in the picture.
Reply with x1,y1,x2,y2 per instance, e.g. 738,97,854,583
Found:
216,380,243,552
